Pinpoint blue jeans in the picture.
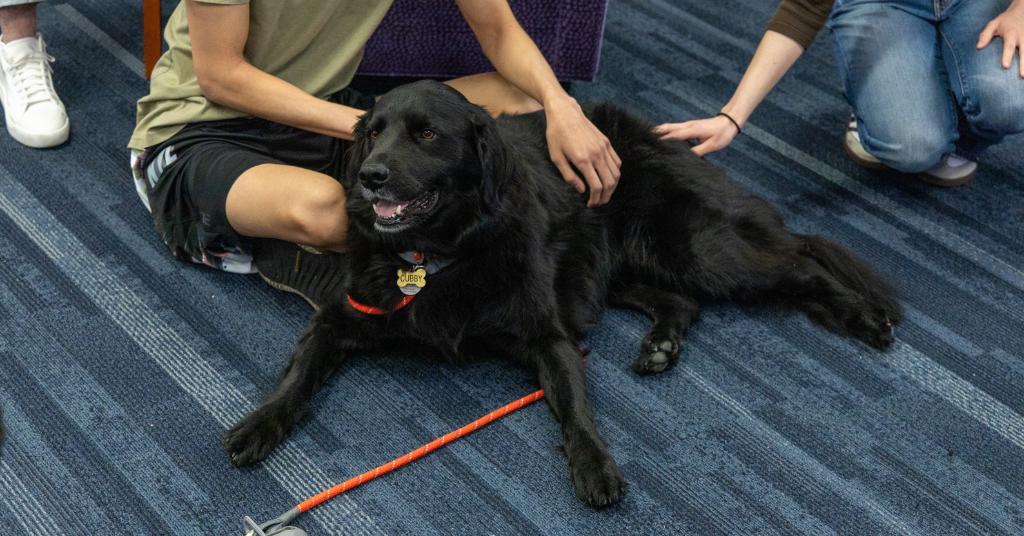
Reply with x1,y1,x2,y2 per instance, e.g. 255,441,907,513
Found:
829,0,1024,172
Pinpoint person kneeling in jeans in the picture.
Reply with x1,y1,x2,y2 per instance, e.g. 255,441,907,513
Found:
657,0,1024,186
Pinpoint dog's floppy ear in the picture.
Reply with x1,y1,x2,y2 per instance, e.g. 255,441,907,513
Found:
473,108,515,213
344,112,373,189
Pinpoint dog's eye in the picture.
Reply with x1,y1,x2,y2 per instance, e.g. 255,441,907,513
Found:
419,129,436,140
367,129,379,141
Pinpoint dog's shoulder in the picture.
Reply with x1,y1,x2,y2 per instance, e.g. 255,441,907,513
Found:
583,102,659,143
494,110,547,146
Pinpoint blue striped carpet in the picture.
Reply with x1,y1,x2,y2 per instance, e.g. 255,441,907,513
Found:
2,1,1023,535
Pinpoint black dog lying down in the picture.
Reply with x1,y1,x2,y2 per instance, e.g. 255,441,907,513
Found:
225,81,901,507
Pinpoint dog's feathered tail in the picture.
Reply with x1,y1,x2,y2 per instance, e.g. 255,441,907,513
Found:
797,234,903,324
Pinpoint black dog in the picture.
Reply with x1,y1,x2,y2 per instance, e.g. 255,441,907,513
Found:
225,80,901,507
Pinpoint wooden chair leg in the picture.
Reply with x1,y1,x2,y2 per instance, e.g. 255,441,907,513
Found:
143,0,161,79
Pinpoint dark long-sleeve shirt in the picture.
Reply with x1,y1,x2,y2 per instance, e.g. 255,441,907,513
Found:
766,0,835,49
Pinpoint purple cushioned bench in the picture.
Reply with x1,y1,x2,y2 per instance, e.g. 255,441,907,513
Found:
357,0,610,82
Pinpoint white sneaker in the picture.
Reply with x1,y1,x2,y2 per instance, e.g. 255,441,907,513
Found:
843,114,885,169
921,154,977,187
0,34,69,148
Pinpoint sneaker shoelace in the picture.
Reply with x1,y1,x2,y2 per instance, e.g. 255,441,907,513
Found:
7,50,57,110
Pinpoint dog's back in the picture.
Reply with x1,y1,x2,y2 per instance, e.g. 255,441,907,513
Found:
495,101,899,349
497,102,772,226
494,103,784,286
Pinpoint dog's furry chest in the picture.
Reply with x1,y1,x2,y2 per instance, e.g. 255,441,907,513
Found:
346,248,559,360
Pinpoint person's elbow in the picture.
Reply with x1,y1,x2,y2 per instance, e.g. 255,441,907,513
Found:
195,69,230,104
194,60,242,105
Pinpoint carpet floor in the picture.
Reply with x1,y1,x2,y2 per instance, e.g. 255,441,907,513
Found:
1,1,1023,535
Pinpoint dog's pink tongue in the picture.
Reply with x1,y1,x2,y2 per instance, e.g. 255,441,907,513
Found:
373,200,400,218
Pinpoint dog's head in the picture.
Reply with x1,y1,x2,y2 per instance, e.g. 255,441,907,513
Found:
345,80,513,248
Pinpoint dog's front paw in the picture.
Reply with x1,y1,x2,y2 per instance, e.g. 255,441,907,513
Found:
224,403,293,467
632,336,679,375
570,449,627,508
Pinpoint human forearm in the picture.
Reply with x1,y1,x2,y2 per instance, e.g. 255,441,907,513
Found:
463,9,567,108
187,0,362,140
199,61,363,140
721,30,806,126
483,25,621,203
655,30,806,154
457,0,621,205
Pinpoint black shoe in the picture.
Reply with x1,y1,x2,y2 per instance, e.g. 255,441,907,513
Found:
252,238,348,310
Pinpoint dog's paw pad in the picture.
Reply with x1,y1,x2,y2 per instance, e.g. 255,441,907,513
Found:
223,406,290,467
571,454,627,508
632,338,679,374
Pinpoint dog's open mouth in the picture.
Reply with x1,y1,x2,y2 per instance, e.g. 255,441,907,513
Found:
372,190,439,232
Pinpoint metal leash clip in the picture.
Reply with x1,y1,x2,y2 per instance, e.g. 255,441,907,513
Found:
243,509,306,536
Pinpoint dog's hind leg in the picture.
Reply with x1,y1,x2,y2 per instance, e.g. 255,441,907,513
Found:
772,255,896,350
797,234,902,327
529,335,626,507
609,282,700,374
224,308,351,466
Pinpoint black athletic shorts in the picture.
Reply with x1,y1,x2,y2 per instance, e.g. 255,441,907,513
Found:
131,87,374,273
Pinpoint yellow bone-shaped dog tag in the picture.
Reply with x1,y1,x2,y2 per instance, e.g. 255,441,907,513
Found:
396,267,427,295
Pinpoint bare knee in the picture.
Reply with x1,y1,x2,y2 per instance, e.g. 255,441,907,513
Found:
289,182,348,249
446,72,542,116
502,84,542,115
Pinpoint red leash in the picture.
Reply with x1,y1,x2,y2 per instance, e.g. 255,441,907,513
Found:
244,389,546,535
297,388,545,512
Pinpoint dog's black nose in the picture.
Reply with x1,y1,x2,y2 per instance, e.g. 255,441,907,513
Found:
359,163,390,186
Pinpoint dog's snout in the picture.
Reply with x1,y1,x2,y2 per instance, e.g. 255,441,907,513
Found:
359,163,390,187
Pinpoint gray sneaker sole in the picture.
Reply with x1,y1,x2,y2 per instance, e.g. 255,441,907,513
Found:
258,271,320,311
919,168,976,187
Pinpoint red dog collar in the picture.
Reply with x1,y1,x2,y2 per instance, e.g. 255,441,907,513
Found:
347,294,416,315
346,251,451,315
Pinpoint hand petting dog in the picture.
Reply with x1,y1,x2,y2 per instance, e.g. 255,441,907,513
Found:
544,94,622,207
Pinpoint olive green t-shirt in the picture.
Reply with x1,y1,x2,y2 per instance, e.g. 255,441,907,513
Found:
129,0,394,150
